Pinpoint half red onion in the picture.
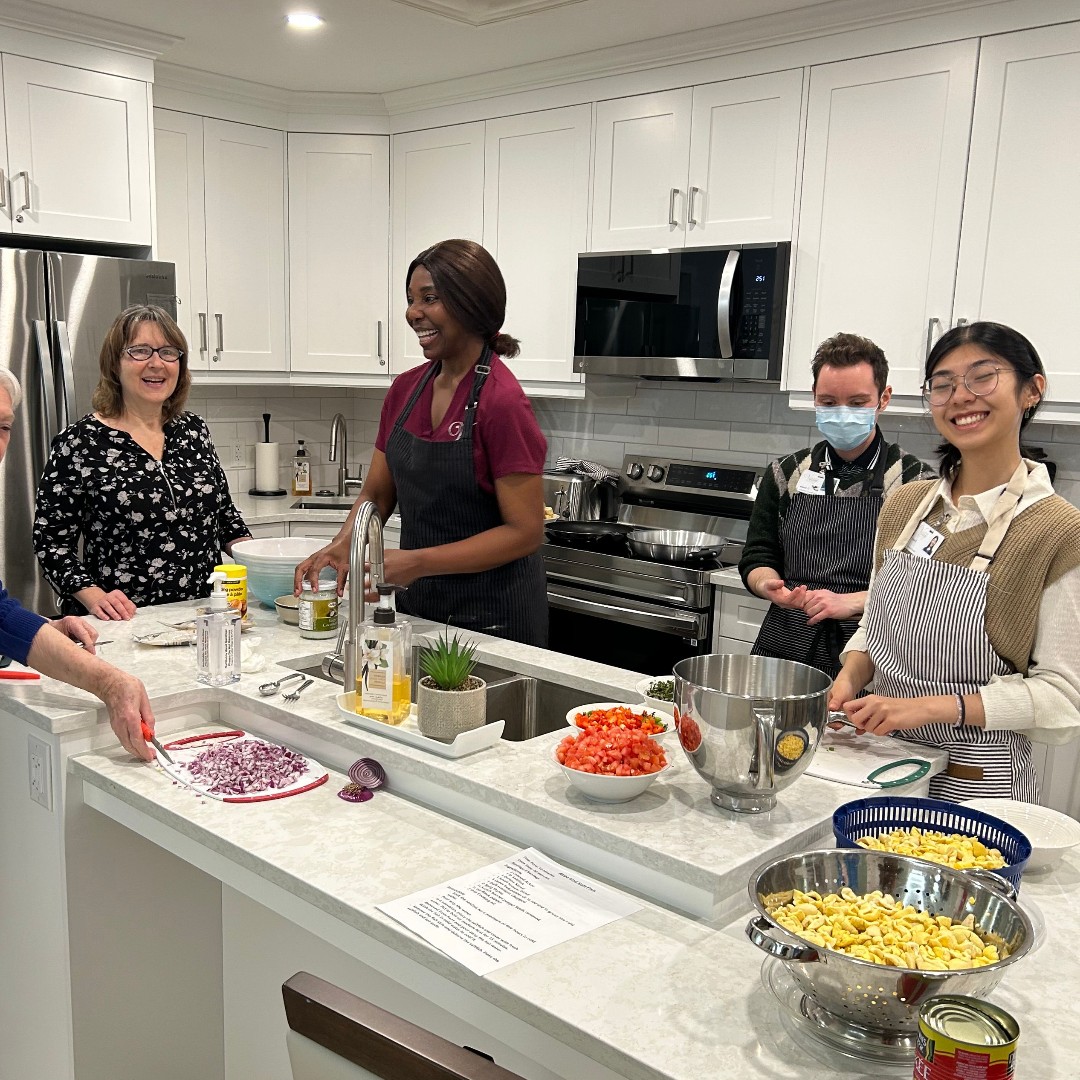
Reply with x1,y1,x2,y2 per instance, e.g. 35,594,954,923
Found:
348,758,386,790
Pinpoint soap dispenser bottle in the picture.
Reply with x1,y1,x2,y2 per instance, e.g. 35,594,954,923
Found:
291,439,312,497
356,584,412,725
196,572,241,686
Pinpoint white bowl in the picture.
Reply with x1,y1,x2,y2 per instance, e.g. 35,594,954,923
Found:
565,701,671,737
963,798,1080,871
274,594,300,626
553,744,672,803
635,676,676,716
231,537,325,606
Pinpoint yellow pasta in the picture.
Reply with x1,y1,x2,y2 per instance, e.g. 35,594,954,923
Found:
855,827,1006,870
769,886,1003,970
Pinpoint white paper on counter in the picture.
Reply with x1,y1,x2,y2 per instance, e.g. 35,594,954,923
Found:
377,847,641,976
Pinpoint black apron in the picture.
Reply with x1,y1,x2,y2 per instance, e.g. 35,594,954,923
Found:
384,352,549,647
751,441,887,678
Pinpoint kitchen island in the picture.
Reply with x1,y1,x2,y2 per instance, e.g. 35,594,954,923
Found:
2,601,1076,1080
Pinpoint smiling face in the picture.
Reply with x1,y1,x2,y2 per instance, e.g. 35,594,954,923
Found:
405,266,483,367
928,342,1044,453
0,385,13,463
117,320,180,413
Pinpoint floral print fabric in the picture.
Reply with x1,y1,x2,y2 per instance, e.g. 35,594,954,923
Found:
33,412,250,613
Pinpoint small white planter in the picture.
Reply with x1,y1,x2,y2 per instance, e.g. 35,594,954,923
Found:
416,676,487,742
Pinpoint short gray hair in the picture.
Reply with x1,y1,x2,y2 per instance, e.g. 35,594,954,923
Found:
0,367,21,410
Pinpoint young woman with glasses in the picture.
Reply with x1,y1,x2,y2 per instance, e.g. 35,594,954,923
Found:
33,305,251,619
830,321,1080,802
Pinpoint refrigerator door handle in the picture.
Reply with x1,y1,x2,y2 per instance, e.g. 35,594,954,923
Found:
32,320,58,463
55,321,76,431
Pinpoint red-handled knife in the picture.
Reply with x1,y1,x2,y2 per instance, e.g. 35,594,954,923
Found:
0,670,41,680
141,722,175,765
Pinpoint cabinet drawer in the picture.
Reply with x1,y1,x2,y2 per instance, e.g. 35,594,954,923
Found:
246,522,286,538
717,589,769,643
289,522,342,540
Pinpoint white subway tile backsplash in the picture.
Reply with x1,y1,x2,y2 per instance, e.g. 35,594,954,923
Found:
695,388,773,424
626,387,698,419
729,422,812,457
656,419,731,451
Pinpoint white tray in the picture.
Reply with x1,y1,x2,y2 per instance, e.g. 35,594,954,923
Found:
336,691,504,758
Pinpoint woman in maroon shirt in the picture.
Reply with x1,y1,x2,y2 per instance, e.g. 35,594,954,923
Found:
297,240,548,646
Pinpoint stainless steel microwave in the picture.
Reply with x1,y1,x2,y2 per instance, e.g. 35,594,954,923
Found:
573,242,790,380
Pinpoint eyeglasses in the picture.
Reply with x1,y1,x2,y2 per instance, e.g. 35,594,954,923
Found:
123,345,183,363
922,359,1009,406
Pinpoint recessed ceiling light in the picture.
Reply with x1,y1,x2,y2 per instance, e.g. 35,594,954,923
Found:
285,11,325,29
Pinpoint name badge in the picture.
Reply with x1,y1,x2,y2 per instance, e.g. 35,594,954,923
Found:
906,521,945,558
796,469,826,495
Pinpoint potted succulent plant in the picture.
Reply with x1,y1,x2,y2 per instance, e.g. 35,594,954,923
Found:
415,627,487,742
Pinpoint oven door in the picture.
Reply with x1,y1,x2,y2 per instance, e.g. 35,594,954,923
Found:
547,583,712,676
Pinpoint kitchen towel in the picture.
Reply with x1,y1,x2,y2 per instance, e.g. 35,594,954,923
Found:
254,442,281,492
553,457,620,484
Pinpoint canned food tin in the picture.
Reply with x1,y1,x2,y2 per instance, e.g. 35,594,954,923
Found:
299,582,339,639
214,562,248,619
914,996,1019,1080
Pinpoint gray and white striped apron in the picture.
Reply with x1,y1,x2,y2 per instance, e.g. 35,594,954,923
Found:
863,468,1037,802
386,352,549,647
751,441,886,679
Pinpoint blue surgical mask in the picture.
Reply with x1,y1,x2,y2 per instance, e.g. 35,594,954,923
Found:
815,406,878,452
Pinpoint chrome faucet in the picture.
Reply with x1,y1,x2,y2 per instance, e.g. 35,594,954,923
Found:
322,500,384,687
329,412,363,497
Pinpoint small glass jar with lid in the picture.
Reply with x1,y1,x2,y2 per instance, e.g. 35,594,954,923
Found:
298,580,339,639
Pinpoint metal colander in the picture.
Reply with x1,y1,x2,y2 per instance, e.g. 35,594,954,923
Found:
745,848,1033,1033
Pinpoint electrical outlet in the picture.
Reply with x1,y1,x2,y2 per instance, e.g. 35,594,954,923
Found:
233,443,244,465
28,735,52,811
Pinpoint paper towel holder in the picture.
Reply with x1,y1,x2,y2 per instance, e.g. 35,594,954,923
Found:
250,413,288,497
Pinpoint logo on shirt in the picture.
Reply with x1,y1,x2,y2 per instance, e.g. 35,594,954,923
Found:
448,421,464,441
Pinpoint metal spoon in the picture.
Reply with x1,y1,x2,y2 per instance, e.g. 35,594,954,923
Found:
282,677,314,703
258,672,304,697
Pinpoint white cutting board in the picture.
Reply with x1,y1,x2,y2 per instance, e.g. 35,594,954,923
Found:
806,729,948,789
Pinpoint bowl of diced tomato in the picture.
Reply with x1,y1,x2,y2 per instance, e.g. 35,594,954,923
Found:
565,702,669,738
554,727,672,802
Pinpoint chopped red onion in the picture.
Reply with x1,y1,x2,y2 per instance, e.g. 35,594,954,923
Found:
337,782,374,803
348,758,385,790
184,739,308,794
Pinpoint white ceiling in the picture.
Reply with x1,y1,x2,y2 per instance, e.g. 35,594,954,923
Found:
33,0,943,96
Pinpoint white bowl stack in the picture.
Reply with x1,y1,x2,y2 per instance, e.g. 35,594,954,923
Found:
231,537,326,607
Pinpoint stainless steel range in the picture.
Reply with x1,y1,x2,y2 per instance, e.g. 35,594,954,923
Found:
543,454,762,674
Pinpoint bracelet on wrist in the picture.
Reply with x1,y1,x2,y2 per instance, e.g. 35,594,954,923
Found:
954,693,966,728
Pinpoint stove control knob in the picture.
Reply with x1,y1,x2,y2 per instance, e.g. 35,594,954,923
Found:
626,462,644,481
647,465,665,483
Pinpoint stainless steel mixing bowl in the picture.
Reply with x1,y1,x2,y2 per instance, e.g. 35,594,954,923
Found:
745,848,1033,1034
673,654,831,812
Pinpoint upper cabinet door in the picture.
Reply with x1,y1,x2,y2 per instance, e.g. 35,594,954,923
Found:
954,23,1080,407
590,89,692,251
684,70,802,248
202,119,287,372
484,106,591,384
153,109,208,369
788,42,978,396
2,56,151,245
390,123,485,373
288,133,390,379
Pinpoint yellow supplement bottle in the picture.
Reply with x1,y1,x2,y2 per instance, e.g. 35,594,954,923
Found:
356,584,412,725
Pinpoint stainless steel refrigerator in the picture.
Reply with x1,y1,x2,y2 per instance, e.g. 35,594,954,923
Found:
0,249,176,614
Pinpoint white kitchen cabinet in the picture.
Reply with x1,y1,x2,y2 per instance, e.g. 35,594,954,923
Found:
589,71,802,252
390,123,485,374
787,42,978,398
953,23,1080,406
483,106,590,384
245,522,286,538
1,55,151,245
154,111,287,374
711,583,768,653
288,521,342,540
288,133,390,381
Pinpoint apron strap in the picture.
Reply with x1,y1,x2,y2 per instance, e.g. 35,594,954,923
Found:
461,347,493,440
969,460,1029,572
394,362,440,430
818,434,886,498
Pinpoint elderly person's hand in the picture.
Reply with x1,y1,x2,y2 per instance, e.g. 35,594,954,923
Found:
76,587,137,621
51,615,98,652
96,668,156,761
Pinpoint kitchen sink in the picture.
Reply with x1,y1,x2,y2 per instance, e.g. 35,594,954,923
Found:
284,648,600,742
290,499,356,512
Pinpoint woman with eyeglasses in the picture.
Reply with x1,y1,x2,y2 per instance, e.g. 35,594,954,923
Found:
830,321,1080,801
33,305,251,619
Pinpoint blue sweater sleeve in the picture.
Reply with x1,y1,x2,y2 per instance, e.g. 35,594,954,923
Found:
0,581,48,665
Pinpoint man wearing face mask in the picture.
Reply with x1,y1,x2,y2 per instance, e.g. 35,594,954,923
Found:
739,333,934,677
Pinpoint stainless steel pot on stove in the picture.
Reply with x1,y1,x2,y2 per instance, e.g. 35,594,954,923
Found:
626,528,729,563
542,472,617,521
745,848,1033,1034
673,654,833,813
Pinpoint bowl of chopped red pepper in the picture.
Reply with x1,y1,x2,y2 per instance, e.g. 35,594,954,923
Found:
554,727,672,802
565,702,669,738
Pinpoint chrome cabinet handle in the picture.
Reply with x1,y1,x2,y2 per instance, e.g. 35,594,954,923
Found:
668,187,680,227
954,317,969,329
687,186,700,227
13,171,30,217
925,317,941,361
377,320,385,365
198,312,207,356
213,313,223,363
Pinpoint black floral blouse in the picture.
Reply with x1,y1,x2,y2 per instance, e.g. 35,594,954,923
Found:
33,412,251,614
